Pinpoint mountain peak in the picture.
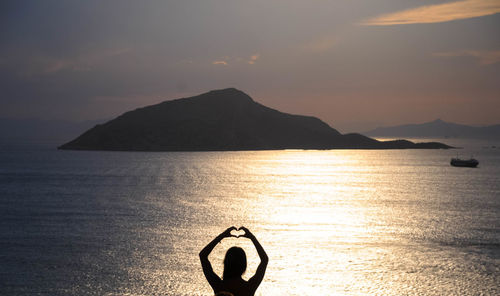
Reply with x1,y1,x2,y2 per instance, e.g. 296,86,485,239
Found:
58,89,451,151
59,89,343,151
202,88,254,102
209,87,244,94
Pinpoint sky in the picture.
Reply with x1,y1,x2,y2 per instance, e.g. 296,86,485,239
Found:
1,0,499,132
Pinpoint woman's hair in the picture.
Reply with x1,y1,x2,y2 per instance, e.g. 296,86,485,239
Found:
223,247,247,279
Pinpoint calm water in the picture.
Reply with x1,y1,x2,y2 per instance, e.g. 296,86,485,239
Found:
1,140,499,295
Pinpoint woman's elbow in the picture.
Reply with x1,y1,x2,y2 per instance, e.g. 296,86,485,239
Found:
261,254,269,265
199,250,207,259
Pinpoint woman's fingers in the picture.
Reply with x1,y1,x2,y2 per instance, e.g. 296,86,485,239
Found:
223,226,237,237
238,226,253,238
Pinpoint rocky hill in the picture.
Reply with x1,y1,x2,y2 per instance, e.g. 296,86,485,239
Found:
59,89,451,151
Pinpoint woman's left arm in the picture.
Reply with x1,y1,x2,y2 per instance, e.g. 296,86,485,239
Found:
241,227,268,289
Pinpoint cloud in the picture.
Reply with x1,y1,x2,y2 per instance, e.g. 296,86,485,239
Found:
212,60,228,65
42,59,77,74
302,36,337,53
45,48,132,74
248,54,260,64
434,50,500,65
13,48,132,76
212,54,260,66
361,0,500,26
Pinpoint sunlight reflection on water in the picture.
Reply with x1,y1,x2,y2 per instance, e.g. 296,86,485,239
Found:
147,149,499,295
1,146,499,295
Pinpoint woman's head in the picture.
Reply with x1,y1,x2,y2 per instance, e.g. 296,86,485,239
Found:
223,247,247,279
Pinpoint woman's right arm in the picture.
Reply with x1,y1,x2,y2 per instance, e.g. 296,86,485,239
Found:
199,227,236,288
241,227,269,289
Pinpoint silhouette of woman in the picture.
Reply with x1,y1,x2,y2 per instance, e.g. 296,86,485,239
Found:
200,226,268,296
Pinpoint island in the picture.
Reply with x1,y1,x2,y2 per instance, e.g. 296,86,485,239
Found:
58,88,451,151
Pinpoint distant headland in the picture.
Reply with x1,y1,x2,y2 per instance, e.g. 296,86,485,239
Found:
364,119,500,139
58,88,452,151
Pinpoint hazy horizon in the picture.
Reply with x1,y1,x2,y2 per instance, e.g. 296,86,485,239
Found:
1,88,499,135
1,1,499,133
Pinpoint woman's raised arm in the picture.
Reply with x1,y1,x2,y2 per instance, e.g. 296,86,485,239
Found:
240,227,268,289
199,226,236,288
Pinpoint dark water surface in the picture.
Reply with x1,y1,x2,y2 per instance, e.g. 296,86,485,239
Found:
1,140,499,295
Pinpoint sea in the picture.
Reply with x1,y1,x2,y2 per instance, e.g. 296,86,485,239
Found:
1,138,499,295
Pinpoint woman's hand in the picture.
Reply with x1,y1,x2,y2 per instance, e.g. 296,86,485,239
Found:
238,226,255,239
221,226,237,238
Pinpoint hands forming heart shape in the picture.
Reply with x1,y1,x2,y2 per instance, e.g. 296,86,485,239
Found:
225,226,252,238
230,228,246,238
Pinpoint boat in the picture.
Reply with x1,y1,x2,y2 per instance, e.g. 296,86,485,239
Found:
450,157,479,167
